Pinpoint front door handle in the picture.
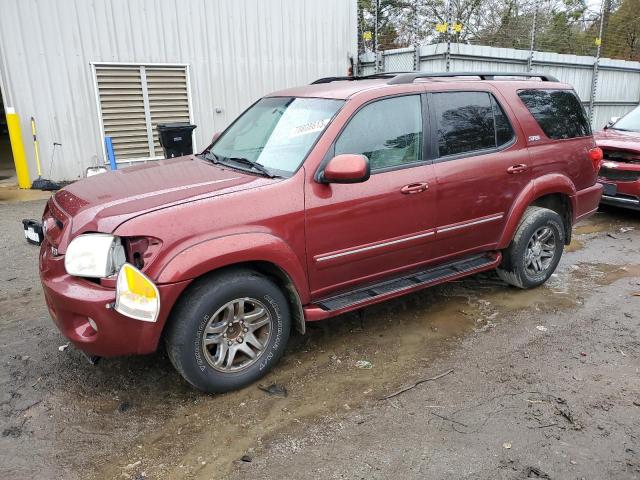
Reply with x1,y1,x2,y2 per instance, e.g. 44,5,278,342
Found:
507,164,529,174
401,182,429,194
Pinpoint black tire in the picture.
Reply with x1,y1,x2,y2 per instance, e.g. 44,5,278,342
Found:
165,269,291,393
496,206,565,289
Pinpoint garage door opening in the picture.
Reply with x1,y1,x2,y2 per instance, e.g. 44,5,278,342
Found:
0,89,16,184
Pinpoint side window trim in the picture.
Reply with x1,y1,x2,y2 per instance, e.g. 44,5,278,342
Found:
427,90,517,164
491,93,516,147
491,95,500,147
322,92,434,177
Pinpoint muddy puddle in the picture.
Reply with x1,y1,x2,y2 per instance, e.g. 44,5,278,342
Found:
83,258,637,480
93,286,483,479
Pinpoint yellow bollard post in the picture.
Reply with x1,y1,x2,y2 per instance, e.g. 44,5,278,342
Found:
5,107,31,189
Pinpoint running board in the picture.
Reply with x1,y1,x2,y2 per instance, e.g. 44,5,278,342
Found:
314,253,500,313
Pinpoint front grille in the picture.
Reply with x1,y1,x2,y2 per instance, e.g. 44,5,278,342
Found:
602,149,640,164
599,167,640,182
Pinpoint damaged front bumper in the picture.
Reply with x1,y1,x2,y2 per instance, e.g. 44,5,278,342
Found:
598,159,640,211
39,240,190,357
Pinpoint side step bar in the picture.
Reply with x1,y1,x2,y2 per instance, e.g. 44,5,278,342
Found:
314,253,500,313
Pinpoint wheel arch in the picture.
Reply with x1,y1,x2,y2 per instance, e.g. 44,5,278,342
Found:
498,175,576,249
157,233,308,335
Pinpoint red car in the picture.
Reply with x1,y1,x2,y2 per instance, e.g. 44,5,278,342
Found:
37,72,603,392
595,105,640,211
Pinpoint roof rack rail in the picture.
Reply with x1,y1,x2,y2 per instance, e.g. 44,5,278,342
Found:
387,71,559,85
310,72,412,85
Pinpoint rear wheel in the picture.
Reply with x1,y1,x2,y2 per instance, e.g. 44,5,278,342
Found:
165,269,291,393
497,206,565,289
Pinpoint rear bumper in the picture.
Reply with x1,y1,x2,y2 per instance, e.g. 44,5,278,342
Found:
40,242,190,357
574,182,603,222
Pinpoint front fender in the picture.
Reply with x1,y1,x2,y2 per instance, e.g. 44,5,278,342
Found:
497,174,576,249
156,232,310,303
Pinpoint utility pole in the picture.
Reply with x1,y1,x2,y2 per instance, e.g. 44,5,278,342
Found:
445,0,452,71
374,0,380,73
374,0,379,55
589,0,609,123
527,4,539,72
413,0,420,71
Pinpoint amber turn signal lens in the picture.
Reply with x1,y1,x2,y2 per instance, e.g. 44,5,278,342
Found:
114,263,160,322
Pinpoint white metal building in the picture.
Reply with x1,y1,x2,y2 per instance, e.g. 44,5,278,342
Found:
0,0,358,182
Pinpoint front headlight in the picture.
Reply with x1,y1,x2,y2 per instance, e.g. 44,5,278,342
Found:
114,263,160,322
64,234,126,278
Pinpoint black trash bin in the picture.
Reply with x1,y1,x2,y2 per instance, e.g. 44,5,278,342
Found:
157,122,197,158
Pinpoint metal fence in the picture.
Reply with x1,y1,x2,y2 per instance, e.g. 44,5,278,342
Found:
357,0,640,128
359,43,640,129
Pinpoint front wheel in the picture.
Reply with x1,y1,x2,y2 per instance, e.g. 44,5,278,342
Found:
497,206,565,289
165,269,291,393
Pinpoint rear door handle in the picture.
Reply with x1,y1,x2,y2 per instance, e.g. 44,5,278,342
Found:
401,182,429,194
507,164,528,174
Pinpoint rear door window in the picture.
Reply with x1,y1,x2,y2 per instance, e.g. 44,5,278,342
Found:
517,89,591,139
335,94,423,171
432,91,514,158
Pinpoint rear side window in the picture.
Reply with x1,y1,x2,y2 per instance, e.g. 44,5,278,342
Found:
335,95,422,171
517,89,591,139
433,92,514,157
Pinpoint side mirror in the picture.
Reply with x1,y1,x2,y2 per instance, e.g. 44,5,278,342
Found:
605,116,620,128
211,131,221,143
320,154,370,184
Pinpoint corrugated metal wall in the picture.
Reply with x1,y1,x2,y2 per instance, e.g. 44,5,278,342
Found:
361,43,640,129
0,0,357,181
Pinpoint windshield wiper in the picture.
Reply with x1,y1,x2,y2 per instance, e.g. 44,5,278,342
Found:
221,156,277,178
610,127,639,132
199,151,278,178
198,151,220,163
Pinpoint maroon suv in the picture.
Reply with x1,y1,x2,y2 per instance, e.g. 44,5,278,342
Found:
595,105,640,211
37,72,603,392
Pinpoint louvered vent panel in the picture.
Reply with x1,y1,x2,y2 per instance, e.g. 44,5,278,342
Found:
96,67,150,159
146,68,191,153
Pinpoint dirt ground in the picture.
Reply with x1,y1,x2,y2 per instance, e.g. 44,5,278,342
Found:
0,198,638,480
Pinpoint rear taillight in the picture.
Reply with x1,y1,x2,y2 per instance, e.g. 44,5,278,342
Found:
588,147,603,173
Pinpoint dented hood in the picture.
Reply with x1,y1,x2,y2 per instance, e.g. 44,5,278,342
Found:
51,155,276,239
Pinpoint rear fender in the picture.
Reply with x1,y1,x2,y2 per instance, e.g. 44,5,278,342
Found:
156,233,310,304
498,174,576,249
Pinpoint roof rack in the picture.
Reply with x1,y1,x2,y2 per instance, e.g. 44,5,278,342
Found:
310,71,559,85
310,72,411,84
387,71,559,84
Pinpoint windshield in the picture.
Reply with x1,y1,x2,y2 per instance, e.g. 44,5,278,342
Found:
208,97,344,176
612,105,640,133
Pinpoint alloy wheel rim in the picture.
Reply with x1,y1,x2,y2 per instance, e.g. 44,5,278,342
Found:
524,226,556,277
202,297,272,372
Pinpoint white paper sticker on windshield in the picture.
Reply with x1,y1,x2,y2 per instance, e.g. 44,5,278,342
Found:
289,119,330,138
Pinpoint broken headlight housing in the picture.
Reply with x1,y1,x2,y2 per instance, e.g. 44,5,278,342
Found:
64,234,126,278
